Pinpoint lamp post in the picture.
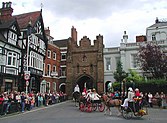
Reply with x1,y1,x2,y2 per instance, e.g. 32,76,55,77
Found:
25,21,32,94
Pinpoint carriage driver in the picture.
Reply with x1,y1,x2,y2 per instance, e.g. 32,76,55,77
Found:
121,87,135,107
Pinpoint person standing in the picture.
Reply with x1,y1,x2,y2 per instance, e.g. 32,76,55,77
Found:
21,92,26,112
160,92,166,108
148,92,153,108
154,92,161,108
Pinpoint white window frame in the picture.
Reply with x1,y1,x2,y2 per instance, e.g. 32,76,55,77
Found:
105,57,111,71
53,52,56,60
47,50,51,59
7,52,17,67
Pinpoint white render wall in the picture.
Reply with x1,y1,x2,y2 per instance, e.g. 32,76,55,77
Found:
146,26,167,41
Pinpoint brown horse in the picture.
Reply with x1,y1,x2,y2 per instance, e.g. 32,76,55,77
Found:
102,93,122,116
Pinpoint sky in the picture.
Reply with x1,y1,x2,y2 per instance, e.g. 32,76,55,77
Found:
2,0,167,47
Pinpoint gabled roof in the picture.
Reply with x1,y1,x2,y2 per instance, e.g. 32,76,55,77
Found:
0,18,21,35
14,11,41,29
53,39,68,47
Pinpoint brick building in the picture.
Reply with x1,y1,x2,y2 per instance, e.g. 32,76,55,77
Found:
66,26,104,96
42,41,60,93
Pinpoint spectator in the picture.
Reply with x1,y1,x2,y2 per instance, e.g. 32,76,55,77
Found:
20,92,26,113
148,92,153,108
154,92,161,108
0,94,4,115
160,92,166,108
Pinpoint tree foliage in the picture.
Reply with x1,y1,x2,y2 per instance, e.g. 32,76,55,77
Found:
113,60,128,82
126,69,143,83
138,42,167,79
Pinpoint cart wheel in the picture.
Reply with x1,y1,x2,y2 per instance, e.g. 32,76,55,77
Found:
121,106,133,119
86,103,92,112
79,102,85,112
98,102,105,112
92,103,97,111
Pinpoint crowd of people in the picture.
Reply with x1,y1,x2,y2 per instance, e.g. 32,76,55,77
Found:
0,91,68,115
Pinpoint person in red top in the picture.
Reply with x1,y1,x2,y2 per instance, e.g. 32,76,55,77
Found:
135,88,141,97
0,94,4,105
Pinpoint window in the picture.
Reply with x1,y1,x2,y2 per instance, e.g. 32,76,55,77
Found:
60,67,66,76
7,52,17,67
47,64,51,76
131,54,138,68
105,58,111,70
53,65,56,72
47,50,51,58
61,53,66,61
152,34,156,41
53,52,56,60
30,51,43,70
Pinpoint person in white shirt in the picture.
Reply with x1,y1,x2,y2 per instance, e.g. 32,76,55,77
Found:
91,88,101,101
74,84,80,93
148,92,153,107
86,89,92,101
121,87,135,107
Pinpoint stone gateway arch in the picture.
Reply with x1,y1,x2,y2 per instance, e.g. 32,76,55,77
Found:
66,27,104,97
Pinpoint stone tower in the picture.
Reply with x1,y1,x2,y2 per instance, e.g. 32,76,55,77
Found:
66,26,104,96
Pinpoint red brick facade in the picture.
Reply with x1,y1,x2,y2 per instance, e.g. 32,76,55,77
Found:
66,27,104,96
42,43,61,92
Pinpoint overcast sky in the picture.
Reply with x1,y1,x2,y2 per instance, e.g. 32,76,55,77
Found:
2,0,167,47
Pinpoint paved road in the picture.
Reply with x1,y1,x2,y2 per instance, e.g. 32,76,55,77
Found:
0,100,167,123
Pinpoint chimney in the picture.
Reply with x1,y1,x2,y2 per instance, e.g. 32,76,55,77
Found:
71,26,77,42
123,31,128,43
45,27,50,36
0,2,13,20
136,35,147,42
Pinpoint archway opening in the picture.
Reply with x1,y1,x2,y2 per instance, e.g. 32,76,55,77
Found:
105,81,113,93
59,83,66,93
76,75,93,92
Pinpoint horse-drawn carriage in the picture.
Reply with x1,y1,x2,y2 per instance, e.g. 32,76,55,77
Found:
121,97,148,119
79,95,105,112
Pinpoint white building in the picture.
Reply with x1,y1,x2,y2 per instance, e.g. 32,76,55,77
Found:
104,18,167,92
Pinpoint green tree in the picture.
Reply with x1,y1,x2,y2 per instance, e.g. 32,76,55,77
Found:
138,43,167,79
113,60,128,82
126,69,143,83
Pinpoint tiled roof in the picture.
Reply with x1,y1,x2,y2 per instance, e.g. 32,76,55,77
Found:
0,18,15,29
53,39,68,47
14,11,41,29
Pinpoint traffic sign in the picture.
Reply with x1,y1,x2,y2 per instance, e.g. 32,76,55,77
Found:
26,80,29,86
24,74,30,80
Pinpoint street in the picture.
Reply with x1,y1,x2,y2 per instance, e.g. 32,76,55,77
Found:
0,100,167,123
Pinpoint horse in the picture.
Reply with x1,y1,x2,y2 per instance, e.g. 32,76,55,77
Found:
72,91,81,107
102,93,122,116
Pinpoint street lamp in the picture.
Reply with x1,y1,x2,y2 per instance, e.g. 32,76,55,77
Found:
24,21,32,94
